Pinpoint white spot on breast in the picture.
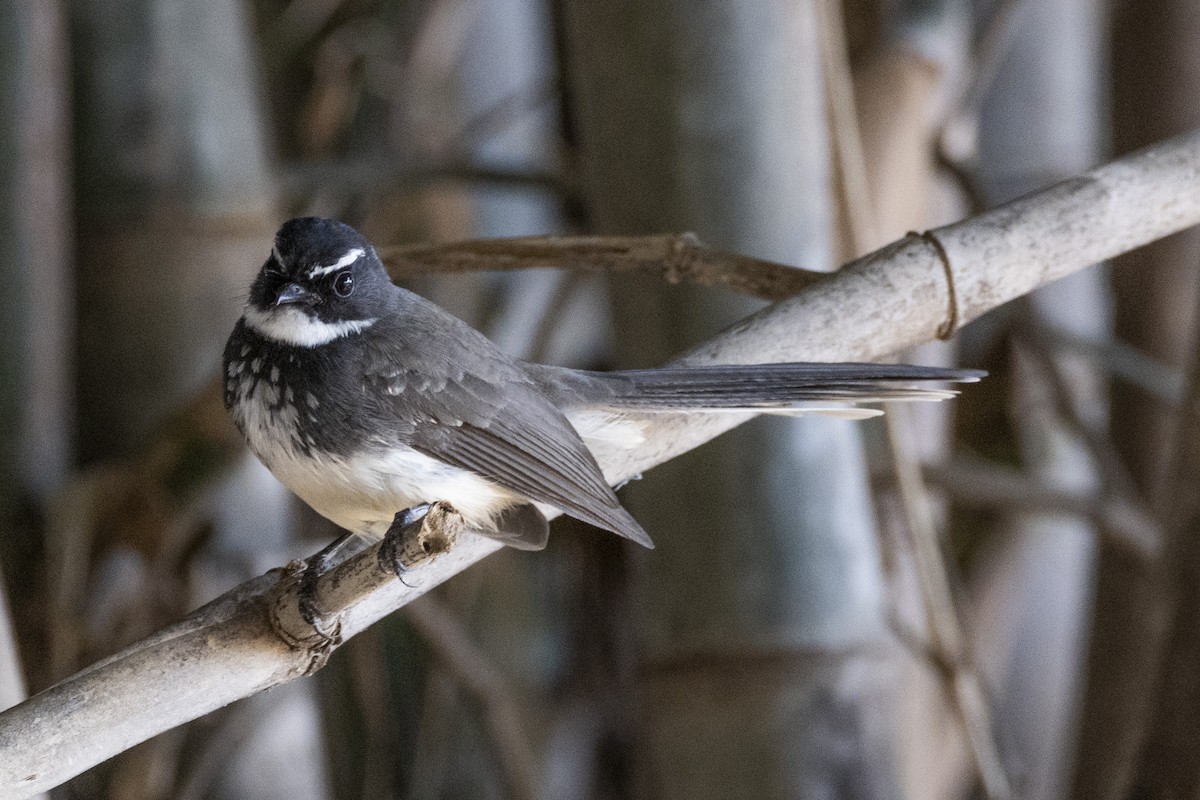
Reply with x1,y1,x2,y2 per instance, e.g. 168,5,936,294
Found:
270,366,280,383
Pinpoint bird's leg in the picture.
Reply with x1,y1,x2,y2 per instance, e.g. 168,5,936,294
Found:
379,503,432,582
299,531,356,629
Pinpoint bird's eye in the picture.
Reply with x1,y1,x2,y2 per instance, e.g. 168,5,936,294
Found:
333,271,354,297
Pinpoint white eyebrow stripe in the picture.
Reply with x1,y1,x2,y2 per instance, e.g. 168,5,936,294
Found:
307,247,364,279
271,244,284,265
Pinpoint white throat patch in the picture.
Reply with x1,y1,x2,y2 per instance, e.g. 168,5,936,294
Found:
243,305,376,347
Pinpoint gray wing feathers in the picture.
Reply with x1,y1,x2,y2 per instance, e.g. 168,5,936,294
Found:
361,306,654,548
410,419,652,547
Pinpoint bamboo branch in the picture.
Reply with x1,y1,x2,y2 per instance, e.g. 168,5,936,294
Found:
2,130,1200,798
378,232,828,301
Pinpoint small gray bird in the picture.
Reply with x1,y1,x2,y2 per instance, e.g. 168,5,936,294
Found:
224,217,981,552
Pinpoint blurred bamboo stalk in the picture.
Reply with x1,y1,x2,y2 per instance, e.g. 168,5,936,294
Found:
0,1,73,743
0,572,27,713
565,1,900,797
0,0,72,506
65,0,325,797
1133,282,1200,798
970,4,1109,800
0,7,71,800
1108,3,1200,499
1072,1,1200,798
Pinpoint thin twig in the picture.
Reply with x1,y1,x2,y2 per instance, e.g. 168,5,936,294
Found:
403,595,539,800
817,0,877,250
952,0,1028,128
1016,323,1144,509
281,159,565,199
443,82,557,160
934,0,1027,211
919,457,1161,561
378,232,828,301
526,270,587,364
884,407,1013,800
1038,324,1185,406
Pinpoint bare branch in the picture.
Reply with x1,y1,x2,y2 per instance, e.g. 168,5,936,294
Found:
378,232,829,302
2,130,1200,798
0,504,465,798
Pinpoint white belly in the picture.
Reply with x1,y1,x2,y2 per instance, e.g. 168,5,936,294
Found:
267,444,524,539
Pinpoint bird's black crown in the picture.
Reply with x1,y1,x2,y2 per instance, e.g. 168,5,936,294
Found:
247,216,393,324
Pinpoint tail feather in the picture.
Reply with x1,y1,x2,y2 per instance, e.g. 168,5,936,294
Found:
582,363,984,411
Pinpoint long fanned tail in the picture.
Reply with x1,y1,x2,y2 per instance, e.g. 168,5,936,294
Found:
580,363,984,418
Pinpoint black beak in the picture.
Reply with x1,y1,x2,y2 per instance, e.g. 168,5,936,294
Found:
275,283,318,307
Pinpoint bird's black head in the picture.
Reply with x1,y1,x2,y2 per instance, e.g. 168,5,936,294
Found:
243,217,394,347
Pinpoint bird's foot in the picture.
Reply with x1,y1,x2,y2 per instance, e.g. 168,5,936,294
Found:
379,504,430,586
299,531,355,634
377,502,462,582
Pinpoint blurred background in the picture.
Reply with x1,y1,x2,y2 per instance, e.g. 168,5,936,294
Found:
1,0,1198,798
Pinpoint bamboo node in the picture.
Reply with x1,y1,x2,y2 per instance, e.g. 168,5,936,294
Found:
664,231,702,285
908,230,960,340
